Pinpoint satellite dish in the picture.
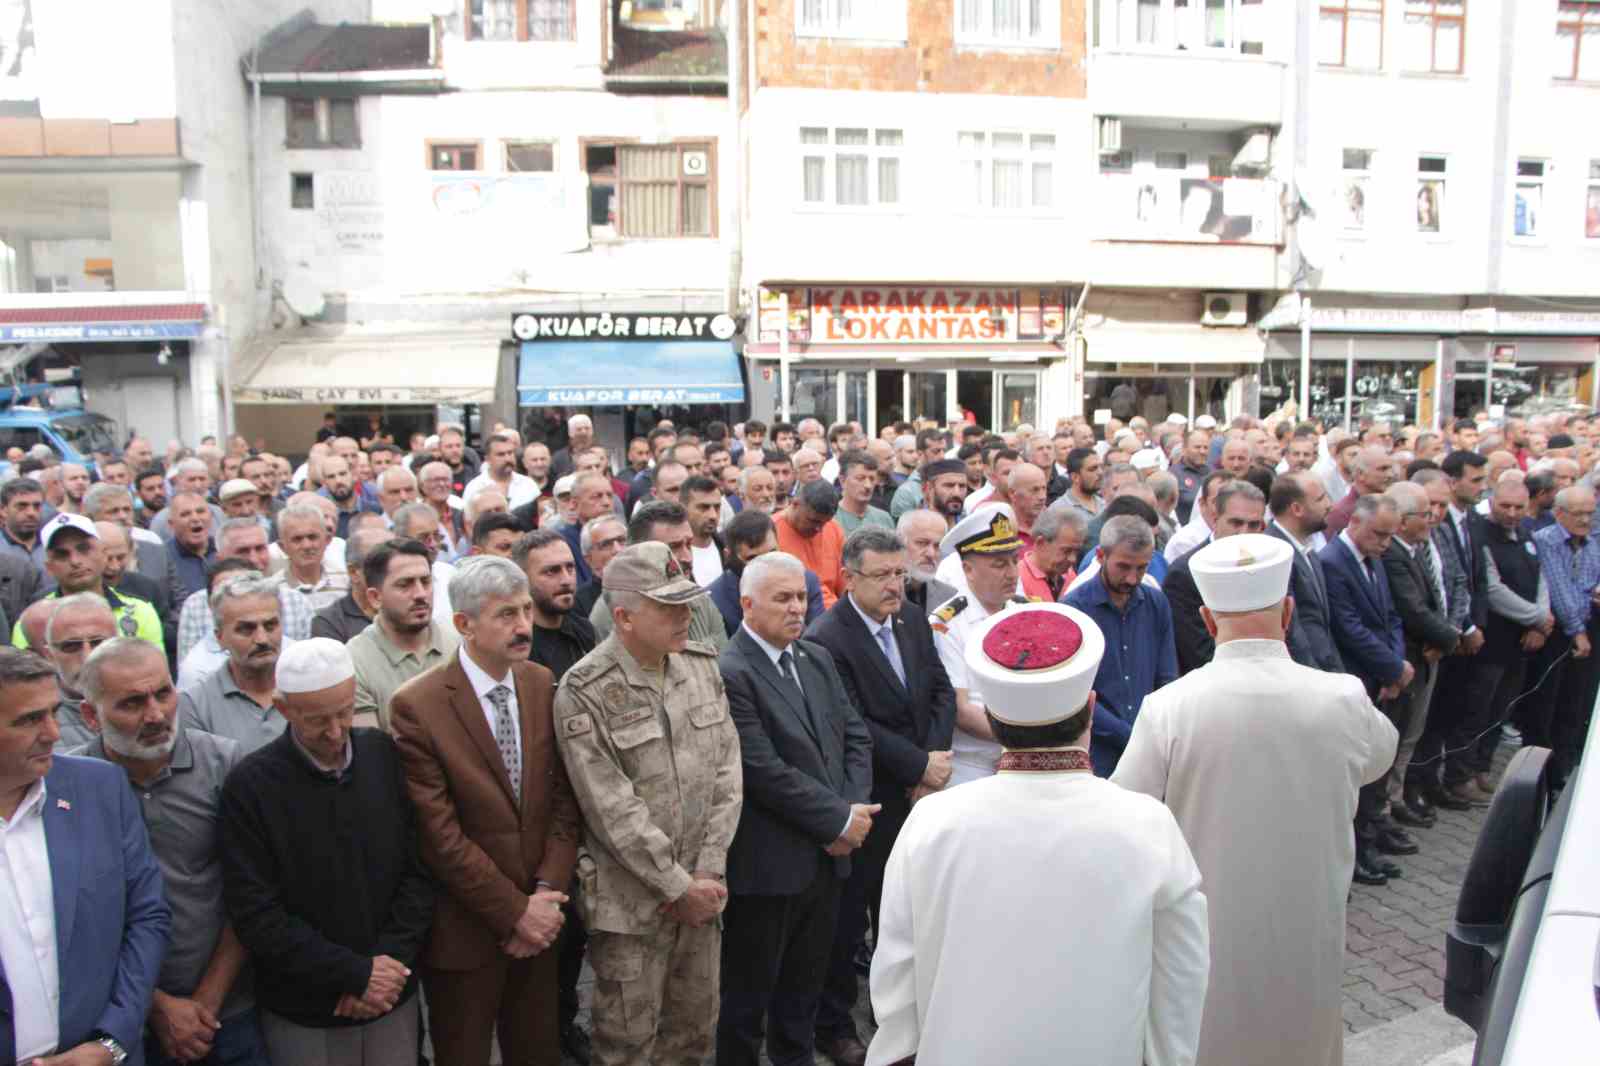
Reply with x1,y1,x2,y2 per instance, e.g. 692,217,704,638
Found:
281,274,327,320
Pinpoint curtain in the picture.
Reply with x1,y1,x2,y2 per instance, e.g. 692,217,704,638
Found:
835,128,869,205
528,0,573,40
620,145,677,237
992,0,1022,38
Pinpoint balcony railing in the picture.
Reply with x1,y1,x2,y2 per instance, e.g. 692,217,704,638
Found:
1095,173,1281,245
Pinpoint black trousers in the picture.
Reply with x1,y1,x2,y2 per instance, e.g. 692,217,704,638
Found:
814,796,908,1039
1409,655,1489,789
717,863,841,1066
1550,627,1600,785
556,888,588,1030
1357,690,1410,835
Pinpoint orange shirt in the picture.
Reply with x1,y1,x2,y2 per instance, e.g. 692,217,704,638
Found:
774,513,845,608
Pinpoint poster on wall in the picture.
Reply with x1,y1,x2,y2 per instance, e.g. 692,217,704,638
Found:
315,172,385,257
1110,175,1278,244
0,0,39,116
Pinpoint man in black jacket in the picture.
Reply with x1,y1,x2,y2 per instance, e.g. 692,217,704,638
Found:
717,552,874,1066
220,637,434,1065
804,526,956,1065
1379,482,1461,849
1266,472,1343,673
1162,481,1267,675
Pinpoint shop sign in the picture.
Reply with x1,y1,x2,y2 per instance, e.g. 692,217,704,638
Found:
1262,299,1600,336
807,287,1021,343
235,385,489,405
518,385,744,406
512,311,737,342
0,322,204,342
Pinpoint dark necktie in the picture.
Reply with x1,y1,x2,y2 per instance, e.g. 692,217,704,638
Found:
1457,517,1474,590
778,649,805,703
1362,557,1377,585
1415,543,1440,607
487,684,521,805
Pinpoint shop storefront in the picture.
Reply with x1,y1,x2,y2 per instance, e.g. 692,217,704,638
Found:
1260,297,1600,430
0,300,211,446
514,309,746,451
744,285,1072,433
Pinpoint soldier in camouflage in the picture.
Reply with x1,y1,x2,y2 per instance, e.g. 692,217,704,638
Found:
554,541,743,1066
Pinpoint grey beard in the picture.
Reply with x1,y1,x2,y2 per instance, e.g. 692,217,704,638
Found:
103,708,182,761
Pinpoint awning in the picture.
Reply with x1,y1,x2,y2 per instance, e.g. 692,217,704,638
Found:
0,303,207,343
1082,325,1263,366
235,334,500,405
518,340,745,406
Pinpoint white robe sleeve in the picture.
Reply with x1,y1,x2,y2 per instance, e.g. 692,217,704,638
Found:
1351,684,1400,787
1146,808,1210,1066
1110,694,1171,800
866,829,921,1066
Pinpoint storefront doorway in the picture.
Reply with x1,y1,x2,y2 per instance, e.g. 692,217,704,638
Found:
1082,371,1234,425
754,363,1043,436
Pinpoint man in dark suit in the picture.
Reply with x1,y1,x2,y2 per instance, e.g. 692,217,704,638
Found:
1267,472,1343,672
1163,481,1267,675
804,527,956,1065
1378,482,1462,848
1411,452,1492,809
1321,494,1414,886
0,646,171,1066
390,556,581,1066
717,553,874,1066
708,509,824,637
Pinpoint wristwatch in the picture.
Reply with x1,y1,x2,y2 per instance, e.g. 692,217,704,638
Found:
93,1033,128,1065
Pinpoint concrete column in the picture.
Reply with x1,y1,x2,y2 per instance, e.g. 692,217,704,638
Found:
188,331,223,442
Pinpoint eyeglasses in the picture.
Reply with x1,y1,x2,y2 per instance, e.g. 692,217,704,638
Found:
849,567,909,584
52,635,111,655
593,535,627,552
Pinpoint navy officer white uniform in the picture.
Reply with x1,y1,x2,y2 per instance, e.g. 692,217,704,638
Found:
927,506,1029,786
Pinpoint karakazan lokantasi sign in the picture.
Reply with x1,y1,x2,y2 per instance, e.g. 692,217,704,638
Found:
808,288,1020,343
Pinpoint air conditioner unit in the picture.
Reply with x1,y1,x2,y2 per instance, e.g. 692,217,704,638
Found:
1097,116,1122,155
1201,292,1248,327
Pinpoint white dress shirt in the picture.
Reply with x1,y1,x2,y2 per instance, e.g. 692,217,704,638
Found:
432,560,458,628
691,542,724,587
1338,530,1374,582
0,779,60,1060
459,646,523,755
463,470,540,510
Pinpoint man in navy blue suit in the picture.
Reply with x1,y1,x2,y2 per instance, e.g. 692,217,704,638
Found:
0,646,171,1066
1321,494,1415,887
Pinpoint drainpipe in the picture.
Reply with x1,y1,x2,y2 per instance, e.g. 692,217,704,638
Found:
725,0,741,317
250,47,263,289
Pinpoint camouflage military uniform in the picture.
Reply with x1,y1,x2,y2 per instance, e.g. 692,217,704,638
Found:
554,633,743,1066
588,588,729,652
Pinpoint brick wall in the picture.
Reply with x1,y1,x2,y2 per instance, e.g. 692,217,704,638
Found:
749,0,1086,98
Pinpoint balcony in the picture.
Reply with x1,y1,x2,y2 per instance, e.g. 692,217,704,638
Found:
1089,0,1287,127
1089,172,1283,289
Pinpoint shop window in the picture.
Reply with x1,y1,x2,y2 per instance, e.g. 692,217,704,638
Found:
1340,148,1374,231
801,127,902,208
957,131,1056,211
429,142,482,171
291,173,315,210
1400,0,1464,75
285,98,360,149
791,369,840,424
1555,2,1600,81
956,0,1060,49
796,0,906,41
1512,159,1545,240
505,140,556,172
606,143,715,239
1318,0,1383,69
1415,154,1446,234
1587,160,1600,239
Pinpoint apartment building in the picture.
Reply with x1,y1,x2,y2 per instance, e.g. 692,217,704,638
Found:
235,0,744,453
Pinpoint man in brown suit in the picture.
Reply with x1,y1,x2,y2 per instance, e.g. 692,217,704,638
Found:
391,554,581,1066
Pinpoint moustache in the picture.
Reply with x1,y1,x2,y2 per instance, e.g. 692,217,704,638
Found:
509,636,532,650
249,644,275,656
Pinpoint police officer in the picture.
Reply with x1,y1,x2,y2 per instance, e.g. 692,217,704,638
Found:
553,541,743,1066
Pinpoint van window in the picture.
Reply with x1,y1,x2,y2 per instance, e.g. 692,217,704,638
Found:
0,427,43,453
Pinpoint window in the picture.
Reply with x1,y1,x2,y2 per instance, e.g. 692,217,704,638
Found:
1318,0,1383,68
1556,2,1600,81
1341,148,1373,230
956,0,1060,48
1588,160,1600,239
579,142,714,239
1106,0,1264,53
1154,151,1188,171
956,131,1056,211
797,0,905,41
285,98,360,149
1401,0,1464,74
800,127,903,208
1513,159,1545,239
1416,154,1447,233
462,0,574,41
291,173,315,210
429,142,482,170
505,141,556,172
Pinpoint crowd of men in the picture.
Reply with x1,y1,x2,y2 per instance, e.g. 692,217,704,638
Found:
1,401,1596,1066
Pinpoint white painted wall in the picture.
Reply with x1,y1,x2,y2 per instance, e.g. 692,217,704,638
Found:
259,88,735,299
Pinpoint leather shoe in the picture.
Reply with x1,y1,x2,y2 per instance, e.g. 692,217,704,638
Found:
1375,855,1403,878
1377,827,1420,855
560,1023,592,1066
1390,801,1434,828
817,1033,869,1066
1426,785,1474,812
1404,785,1437,819
1353,852,1389,886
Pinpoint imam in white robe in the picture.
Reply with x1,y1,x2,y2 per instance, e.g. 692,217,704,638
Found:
866,769,1210,1066
1113,639,1398,1066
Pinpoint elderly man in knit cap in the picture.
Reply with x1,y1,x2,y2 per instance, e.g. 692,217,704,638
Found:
1114,534,1398,1066
220,638,434,1065
867,602,1209,1066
